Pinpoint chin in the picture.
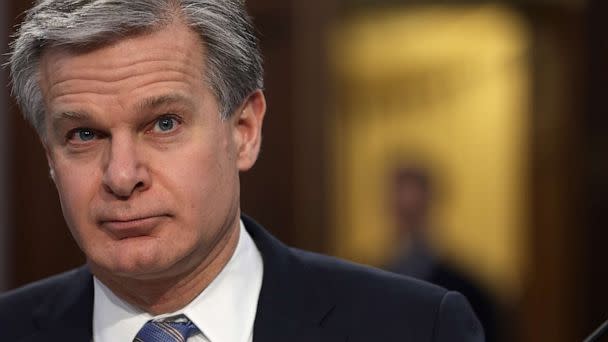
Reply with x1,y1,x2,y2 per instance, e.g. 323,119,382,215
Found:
90,240,179,279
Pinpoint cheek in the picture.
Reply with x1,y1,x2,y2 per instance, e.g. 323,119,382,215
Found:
178,150,232,206
52,162,99,225
169,139,238,226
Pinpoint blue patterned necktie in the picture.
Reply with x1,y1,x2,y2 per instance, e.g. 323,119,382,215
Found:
134,316,199,342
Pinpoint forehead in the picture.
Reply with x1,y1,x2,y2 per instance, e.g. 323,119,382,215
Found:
38,22,206,102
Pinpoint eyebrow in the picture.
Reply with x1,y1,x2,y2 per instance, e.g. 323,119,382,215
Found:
135,93,195,113
50,110,90,125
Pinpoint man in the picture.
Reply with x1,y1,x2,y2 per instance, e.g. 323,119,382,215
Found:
0,1,484,341
386,165,501,341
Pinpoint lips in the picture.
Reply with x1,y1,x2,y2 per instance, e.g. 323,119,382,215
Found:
99,214,170,239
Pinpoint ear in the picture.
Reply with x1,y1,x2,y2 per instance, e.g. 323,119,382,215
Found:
232,90,266,171
42,140,56,182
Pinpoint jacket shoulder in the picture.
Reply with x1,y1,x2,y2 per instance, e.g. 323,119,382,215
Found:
0,267,86,309
292,247,447,306
290,248,483,341
0,267,89,339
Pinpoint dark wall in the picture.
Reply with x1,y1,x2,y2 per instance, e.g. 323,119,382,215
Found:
0,2,11,291
523,5,587,341
6,0,82,289
582,0,608,336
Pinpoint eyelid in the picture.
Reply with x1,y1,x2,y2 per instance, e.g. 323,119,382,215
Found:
157,113,182,122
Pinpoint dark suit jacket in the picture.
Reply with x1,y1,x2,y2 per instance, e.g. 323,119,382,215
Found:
388,253,500,341
0,216,484,341
427,262,500,342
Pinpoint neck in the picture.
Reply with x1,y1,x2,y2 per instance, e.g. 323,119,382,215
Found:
91,221,240,315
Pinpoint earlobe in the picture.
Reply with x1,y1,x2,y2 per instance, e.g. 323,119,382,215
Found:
234,90,266,171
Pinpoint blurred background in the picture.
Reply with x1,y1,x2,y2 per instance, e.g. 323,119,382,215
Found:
1,0,607,341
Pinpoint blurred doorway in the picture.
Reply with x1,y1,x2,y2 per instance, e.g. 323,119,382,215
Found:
328,4,529,303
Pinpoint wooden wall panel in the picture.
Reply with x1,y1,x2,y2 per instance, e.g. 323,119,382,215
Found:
582,0,608,336
6,0,85,289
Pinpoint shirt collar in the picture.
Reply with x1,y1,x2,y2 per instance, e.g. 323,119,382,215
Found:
93,219,264,342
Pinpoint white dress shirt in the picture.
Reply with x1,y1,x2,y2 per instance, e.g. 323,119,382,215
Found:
93,220,264,342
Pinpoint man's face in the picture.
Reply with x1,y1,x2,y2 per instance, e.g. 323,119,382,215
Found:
39,22,264,280
393,178,431,233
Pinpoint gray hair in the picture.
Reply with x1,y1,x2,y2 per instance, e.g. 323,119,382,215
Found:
9,0,264,135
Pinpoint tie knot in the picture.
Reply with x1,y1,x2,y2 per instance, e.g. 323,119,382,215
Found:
135,316,199,342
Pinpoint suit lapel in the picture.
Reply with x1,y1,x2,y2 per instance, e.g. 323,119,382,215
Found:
27,267,94,341
243,216,347,342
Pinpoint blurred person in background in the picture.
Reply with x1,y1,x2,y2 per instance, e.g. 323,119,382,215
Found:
0,0,483,341
386,164,501,341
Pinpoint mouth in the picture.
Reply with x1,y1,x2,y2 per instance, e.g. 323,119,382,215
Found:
99,215,171,240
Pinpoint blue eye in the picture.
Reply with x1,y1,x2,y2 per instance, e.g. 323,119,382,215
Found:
78,129,96,141
67,128,96,143
153,116,179,133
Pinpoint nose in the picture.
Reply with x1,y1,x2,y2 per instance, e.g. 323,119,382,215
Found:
102,134,151,199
